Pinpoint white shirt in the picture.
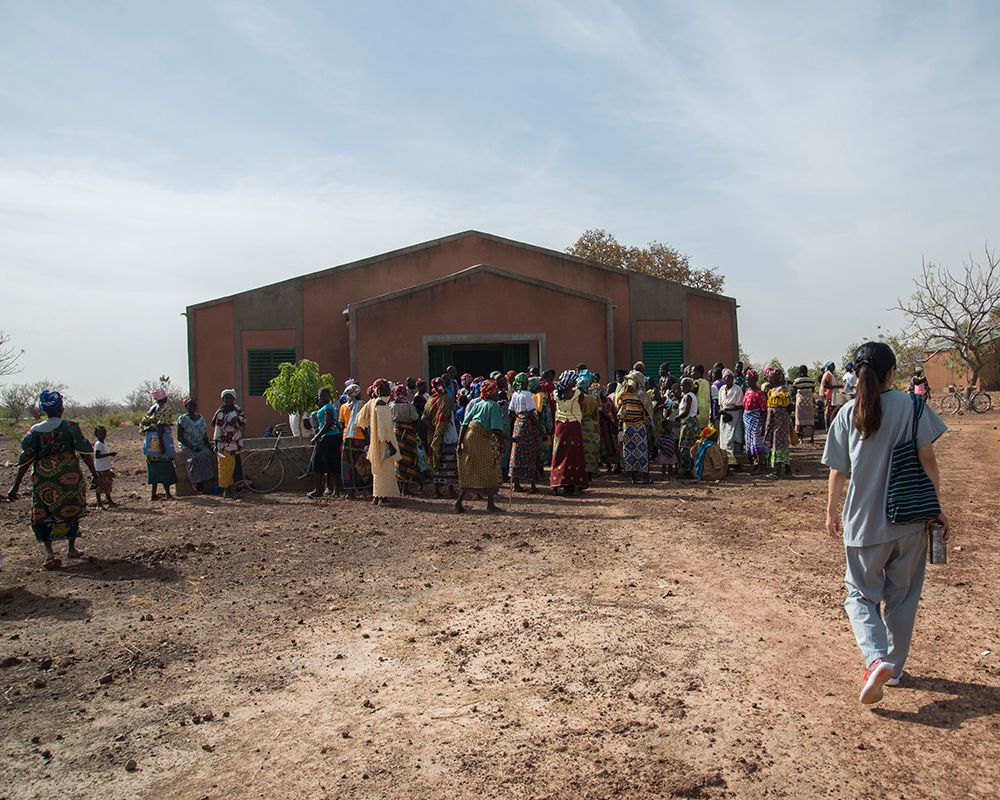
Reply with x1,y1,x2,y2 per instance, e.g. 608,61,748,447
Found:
843,371,858,397
94,441,112,471
682,392,699,419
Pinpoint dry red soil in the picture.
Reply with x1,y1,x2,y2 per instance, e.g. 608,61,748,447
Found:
1,417,998,799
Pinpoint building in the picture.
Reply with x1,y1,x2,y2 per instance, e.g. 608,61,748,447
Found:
922,339,1000,390
186,231,740,429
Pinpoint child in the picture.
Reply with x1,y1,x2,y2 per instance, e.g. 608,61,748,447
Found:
93,426,118,508
654,391,679,476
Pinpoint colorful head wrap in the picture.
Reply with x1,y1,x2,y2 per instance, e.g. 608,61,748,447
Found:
528,376,542,392
369,379,390,398
182,396,195,408
344,378,357,390
700,425,717,440
389,383,409,403
431,377,446,395
345,383,362,401
576,369,594,392
745,369,759,383
722,369,734,379
38,389,64,416
505,370,516,382
490,371,502,380
479,379,499,399
511,372,529,391
221,388,236,400
152,387,168,402
555,370,577,393
460,373,473,387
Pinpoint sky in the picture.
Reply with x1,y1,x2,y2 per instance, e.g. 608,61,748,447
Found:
2,0,999,402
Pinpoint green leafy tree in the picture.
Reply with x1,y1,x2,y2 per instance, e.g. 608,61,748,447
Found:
567,229,726,294
263,359,334,424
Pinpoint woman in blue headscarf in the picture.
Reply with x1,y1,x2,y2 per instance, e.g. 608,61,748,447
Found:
6,390,98,569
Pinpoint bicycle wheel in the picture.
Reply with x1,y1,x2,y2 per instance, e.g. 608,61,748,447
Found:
241,450,285,493
939,393,961,416
971,391,993,414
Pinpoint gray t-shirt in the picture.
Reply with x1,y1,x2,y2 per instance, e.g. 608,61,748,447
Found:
822,390,947,548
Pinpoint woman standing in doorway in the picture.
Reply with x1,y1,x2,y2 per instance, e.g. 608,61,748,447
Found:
823,342,948,704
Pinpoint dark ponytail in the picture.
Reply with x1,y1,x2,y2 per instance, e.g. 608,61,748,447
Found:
852,341,897,439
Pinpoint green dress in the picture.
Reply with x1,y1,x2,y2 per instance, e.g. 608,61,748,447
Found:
18,419,92,542
141,403,178,486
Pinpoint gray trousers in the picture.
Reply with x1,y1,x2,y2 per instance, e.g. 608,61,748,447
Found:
844,529,927,675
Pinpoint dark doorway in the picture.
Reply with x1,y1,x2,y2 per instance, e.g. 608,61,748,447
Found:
427,342,532,379
453,345,504,378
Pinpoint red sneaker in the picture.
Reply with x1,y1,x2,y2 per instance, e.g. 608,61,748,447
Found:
859,658,893,705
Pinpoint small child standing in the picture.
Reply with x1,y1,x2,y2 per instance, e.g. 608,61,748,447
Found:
93,426,118,508
654,392,679,476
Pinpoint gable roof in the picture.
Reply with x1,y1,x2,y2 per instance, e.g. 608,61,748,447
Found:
187,229,733,311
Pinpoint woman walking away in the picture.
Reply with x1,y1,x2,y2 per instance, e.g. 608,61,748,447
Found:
456,378,505,513
308,387,342,498
339,383,371,498
742,370,767,473
718,369,746,469
508,372,542,493
357,380,401,506
213,390,248,497
617,374,652,483
550,370,590,495
423,377,459,498
823,342,948,704
177,398,216,493
763,368,793,478
6,390,97,569
390,383,421,495
792,366,817,444
676,378,700,478
142,387,178,500
577,370,602,478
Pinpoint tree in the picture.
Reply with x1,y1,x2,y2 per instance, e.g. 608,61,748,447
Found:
1,383,34,422
0,331,23,378
843,328,926,380
891,246,1000,387
125,376,186,412
263,359,334,436
567,229,726,293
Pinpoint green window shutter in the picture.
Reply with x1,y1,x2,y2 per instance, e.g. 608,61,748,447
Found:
642,340,684,370
248,348,296,396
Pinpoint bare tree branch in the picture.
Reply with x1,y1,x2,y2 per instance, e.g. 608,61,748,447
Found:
0,331,24,378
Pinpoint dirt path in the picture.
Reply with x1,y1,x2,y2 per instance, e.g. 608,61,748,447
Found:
1,417,998,799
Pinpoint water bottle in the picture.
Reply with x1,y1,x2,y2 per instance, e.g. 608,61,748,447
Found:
928,523,947,565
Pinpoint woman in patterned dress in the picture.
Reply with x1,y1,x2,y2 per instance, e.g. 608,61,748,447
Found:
550,370,590,495
423,377,459,498
617,374,652,483
7,389,97,569
576,369,602,478
508,372,542,493
338,383,371,498
456,378,505,513
677,378,700,478
763,368,793,478
141,387,178,500
389,383,421,495
742,370,767,473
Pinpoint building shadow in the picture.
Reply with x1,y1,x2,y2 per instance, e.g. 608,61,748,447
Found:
0,586,93,621
871,676,1000,729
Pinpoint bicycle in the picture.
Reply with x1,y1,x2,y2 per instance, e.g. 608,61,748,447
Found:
241,424,315,493
937,384,993,416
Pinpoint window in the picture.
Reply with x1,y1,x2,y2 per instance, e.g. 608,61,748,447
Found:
641,340,684,370
247,348,296,396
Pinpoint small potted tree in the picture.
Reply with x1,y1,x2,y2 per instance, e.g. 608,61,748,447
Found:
263,359,334,440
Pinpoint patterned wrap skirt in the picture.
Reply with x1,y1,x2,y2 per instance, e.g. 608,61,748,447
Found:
744,409,766,460
510,412,542,484
620,424,650,472
340,437,372,491
653,428,677,465
678,417,700,476
581,417,601,474
394,421,421,488
146,457,177,486
458,422,502,495
795,391,816,433
30,452,86,542
765,407,791,467
94,469,115,494
182,445,217,485
550,420,589,489
434,442,458,486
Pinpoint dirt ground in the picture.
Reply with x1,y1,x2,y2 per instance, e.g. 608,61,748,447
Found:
0,416,998,800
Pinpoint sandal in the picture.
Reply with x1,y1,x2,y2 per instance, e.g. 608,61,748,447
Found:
42,556,62,570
